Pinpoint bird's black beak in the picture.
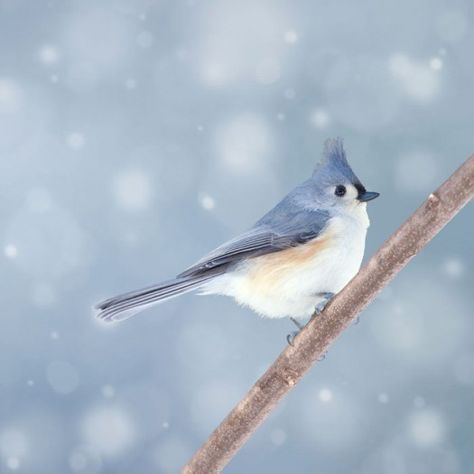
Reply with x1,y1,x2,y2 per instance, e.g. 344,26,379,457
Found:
358,191,380,202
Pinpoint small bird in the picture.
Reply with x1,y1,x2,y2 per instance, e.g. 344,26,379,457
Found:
96,138,379,335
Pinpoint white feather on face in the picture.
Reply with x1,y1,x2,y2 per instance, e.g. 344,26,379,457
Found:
334,183,358,202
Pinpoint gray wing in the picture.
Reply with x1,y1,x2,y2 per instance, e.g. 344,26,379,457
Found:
178,206,330,278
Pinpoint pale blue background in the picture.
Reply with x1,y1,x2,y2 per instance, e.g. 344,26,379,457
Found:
0,0,473,472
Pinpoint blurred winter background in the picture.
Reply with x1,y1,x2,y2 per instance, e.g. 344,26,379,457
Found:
0,0,473,472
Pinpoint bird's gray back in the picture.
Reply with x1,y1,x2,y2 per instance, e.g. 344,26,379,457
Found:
178,190,330,278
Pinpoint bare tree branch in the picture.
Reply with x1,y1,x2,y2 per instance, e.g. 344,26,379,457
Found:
182,155,474,474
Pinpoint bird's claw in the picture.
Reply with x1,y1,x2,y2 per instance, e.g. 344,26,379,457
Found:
286,330,300,346
286,317,304,345
286,296,334,345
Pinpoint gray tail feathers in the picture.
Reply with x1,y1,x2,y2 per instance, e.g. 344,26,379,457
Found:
95,276,213,322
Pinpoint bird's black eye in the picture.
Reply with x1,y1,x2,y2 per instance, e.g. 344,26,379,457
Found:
335,185,346,197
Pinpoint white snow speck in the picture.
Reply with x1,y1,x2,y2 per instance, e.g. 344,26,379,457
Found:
429,57,443,71
112,168,153,211
389,53,440,102
0,430,28,465
319,388,333,402
215,113,274,176
6,457,20,470
284,30,298,44
443,257,465,279
67,132,85,150
38,45,60,65
378,393,389,404
310,108,331,129
408,409,446,447
4,245,17,259
198,193,215,210
81,405,136,457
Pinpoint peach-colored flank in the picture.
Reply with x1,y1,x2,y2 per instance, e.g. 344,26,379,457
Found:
244,234,333,293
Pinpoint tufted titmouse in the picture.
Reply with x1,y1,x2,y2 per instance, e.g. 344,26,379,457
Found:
96,138,379,329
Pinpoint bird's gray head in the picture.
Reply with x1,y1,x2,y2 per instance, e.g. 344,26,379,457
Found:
308,138,379,210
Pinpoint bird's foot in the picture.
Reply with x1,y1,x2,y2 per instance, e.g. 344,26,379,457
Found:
286,330,299,346
286,317,305,346
290,317,304,330
314,292,335,316
286,294,335,345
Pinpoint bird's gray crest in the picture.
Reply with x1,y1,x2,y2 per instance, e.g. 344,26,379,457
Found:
312,138,362,187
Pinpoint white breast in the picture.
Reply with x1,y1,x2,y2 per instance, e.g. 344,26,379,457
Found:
201,205,370,320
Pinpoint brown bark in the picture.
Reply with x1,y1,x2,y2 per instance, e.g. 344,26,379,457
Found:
182,155,474,474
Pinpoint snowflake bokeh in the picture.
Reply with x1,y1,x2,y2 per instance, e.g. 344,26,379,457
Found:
0,0,473,473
